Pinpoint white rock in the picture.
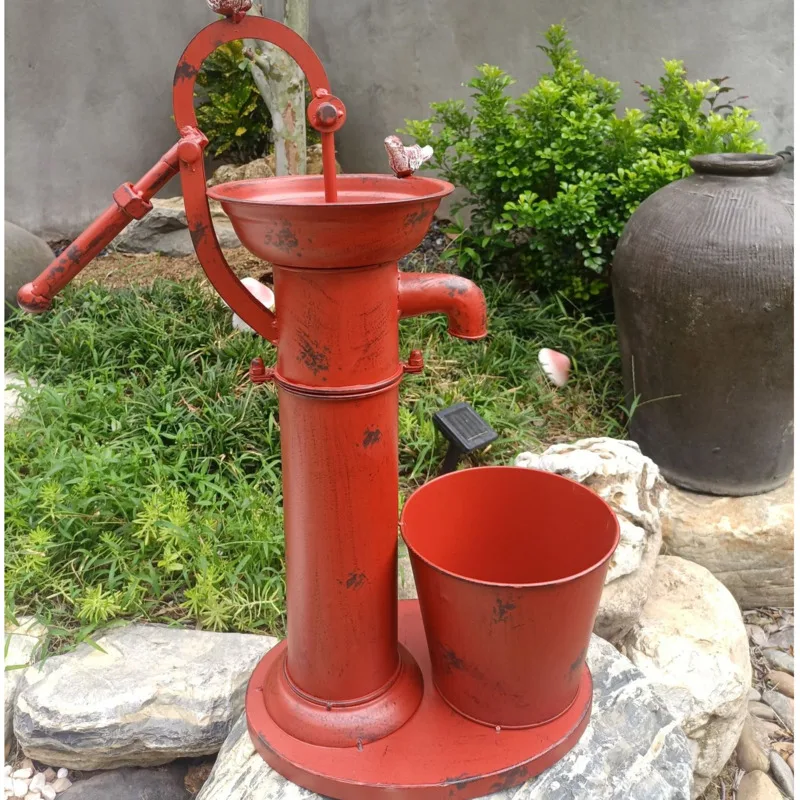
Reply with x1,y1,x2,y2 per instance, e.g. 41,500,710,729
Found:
40,787,55,800
621,556,751,798
15,623,278,770
3,768,10,778
662,479,793,608
3,778,12,792
49,778,70,793
4,616,46,758
23,793,40,800
54,771,67,781
515,437,667,640
197,635,693,800
12,778,28,798
26,775,44,794
10,771,31,781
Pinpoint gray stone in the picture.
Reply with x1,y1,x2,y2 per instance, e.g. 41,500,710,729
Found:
750,701,778,721
766,671,794,698
749,688,763,702
769,750,795,798
662,480,794,608
737,770,785,800
196,635,693,800
4,221,54,310
761,690,794,733
15,623,277,770
4,617,47,760
58,765,190,800
516,438,667,641
114,197,241,257
621,557,751,798
764,649,795,675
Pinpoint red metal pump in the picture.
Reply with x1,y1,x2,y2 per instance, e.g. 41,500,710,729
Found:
18,8,598,798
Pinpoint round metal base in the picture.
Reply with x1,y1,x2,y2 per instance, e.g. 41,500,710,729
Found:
246,600,592,799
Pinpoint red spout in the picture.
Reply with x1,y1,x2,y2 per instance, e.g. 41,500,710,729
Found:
398,272,488,340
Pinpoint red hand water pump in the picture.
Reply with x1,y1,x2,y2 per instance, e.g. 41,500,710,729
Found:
18,8,617,798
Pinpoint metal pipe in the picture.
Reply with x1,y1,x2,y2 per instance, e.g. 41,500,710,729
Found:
398,272,488,340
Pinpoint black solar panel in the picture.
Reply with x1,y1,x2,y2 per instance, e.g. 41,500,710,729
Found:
433,402,498,453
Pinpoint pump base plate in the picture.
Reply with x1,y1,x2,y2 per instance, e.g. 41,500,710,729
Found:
246,600,592,799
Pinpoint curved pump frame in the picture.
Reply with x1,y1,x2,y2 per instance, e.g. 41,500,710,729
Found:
17,15,345,345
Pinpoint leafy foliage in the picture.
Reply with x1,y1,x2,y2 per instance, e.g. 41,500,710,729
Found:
5,277,623,651
196,41,272,163
402,24,766,301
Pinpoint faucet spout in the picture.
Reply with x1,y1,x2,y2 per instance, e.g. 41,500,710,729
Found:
398,272,488,340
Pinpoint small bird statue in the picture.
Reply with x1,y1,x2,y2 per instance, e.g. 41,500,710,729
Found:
224,277,276,334
384,136,434,178
207,0,252,22
538,348,571,388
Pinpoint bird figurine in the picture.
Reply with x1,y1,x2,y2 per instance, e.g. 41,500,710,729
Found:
384,136,434,178
207,0,252,22
224,277,276,334
538,348,571,388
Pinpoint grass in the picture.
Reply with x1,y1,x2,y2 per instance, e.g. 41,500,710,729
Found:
5,277,623,651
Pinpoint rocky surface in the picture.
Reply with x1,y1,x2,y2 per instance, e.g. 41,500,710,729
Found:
114,197,241,257
515,437,667,641
662,479,793,609
57,765,191,800
14,624,277,770
621,557,751,798
196,635,693,800
3,758,71,799
4,221,54,310
5,618,46,760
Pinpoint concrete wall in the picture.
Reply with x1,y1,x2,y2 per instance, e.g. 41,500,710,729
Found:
6,0,793,238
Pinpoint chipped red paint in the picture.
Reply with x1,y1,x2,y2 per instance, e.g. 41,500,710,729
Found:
14,14,596,797
17,144,181,313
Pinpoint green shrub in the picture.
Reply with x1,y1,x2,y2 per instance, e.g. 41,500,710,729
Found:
402,24,766,301
196,41,273,163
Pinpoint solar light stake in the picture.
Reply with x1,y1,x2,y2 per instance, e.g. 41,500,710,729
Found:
433,402,499,474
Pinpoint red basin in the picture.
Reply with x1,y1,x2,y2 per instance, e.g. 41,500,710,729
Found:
401,466,619,729
207,174,453,268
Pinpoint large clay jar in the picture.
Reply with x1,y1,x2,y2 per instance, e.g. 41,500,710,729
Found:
612,153,793,496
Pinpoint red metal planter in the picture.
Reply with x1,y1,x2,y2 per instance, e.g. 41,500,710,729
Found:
402,466,620,729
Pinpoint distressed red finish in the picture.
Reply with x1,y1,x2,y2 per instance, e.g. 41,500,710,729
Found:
15,13,604,798
402,467,620,729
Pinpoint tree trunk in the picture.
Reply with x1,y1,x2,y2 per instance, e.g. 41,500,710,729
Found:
245,1,309,176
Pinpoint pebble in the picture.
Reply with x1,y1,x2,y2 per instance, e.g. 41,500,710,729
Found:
40,787,55,800
752,718,785,740
55,771,67,782
17,763,32,774
24,793,41,800
10,771,31,782
749,687,763,702
737,769,784,800
2,768,10,778
40,771,55,784
769,750,795,797
767,670,794,698
27,776,44,794
737,719,770,772
50,779,71,793
3,778,13,793
762,689,795,733
12,779,29,798
763,649,795,675
750,701,778,720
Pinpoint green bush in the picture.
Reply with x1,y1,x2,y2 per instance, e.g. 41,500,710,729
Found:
196,41,273,163
402,24,766,301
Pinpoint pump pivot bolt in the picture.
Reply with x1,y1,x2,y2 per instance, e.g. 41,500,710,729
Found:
315,103,339,128
403,350,425,374
250,357,274,384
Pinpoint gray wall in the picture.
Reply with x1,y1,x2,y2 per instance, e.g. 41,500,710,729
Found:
6,0,793,239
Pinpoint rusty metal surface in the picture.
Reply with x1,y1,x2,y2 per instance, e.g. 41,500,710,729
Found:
401,467,619,729
207,174,453,268
16,144,180,313
246,600,593,799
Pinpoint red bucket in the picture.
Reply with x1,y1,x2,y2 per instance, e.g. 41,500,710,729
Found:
400,466,619,729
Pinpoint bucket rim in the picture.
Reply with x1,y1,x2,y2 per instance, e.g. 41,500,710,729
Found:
400,465,621,589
